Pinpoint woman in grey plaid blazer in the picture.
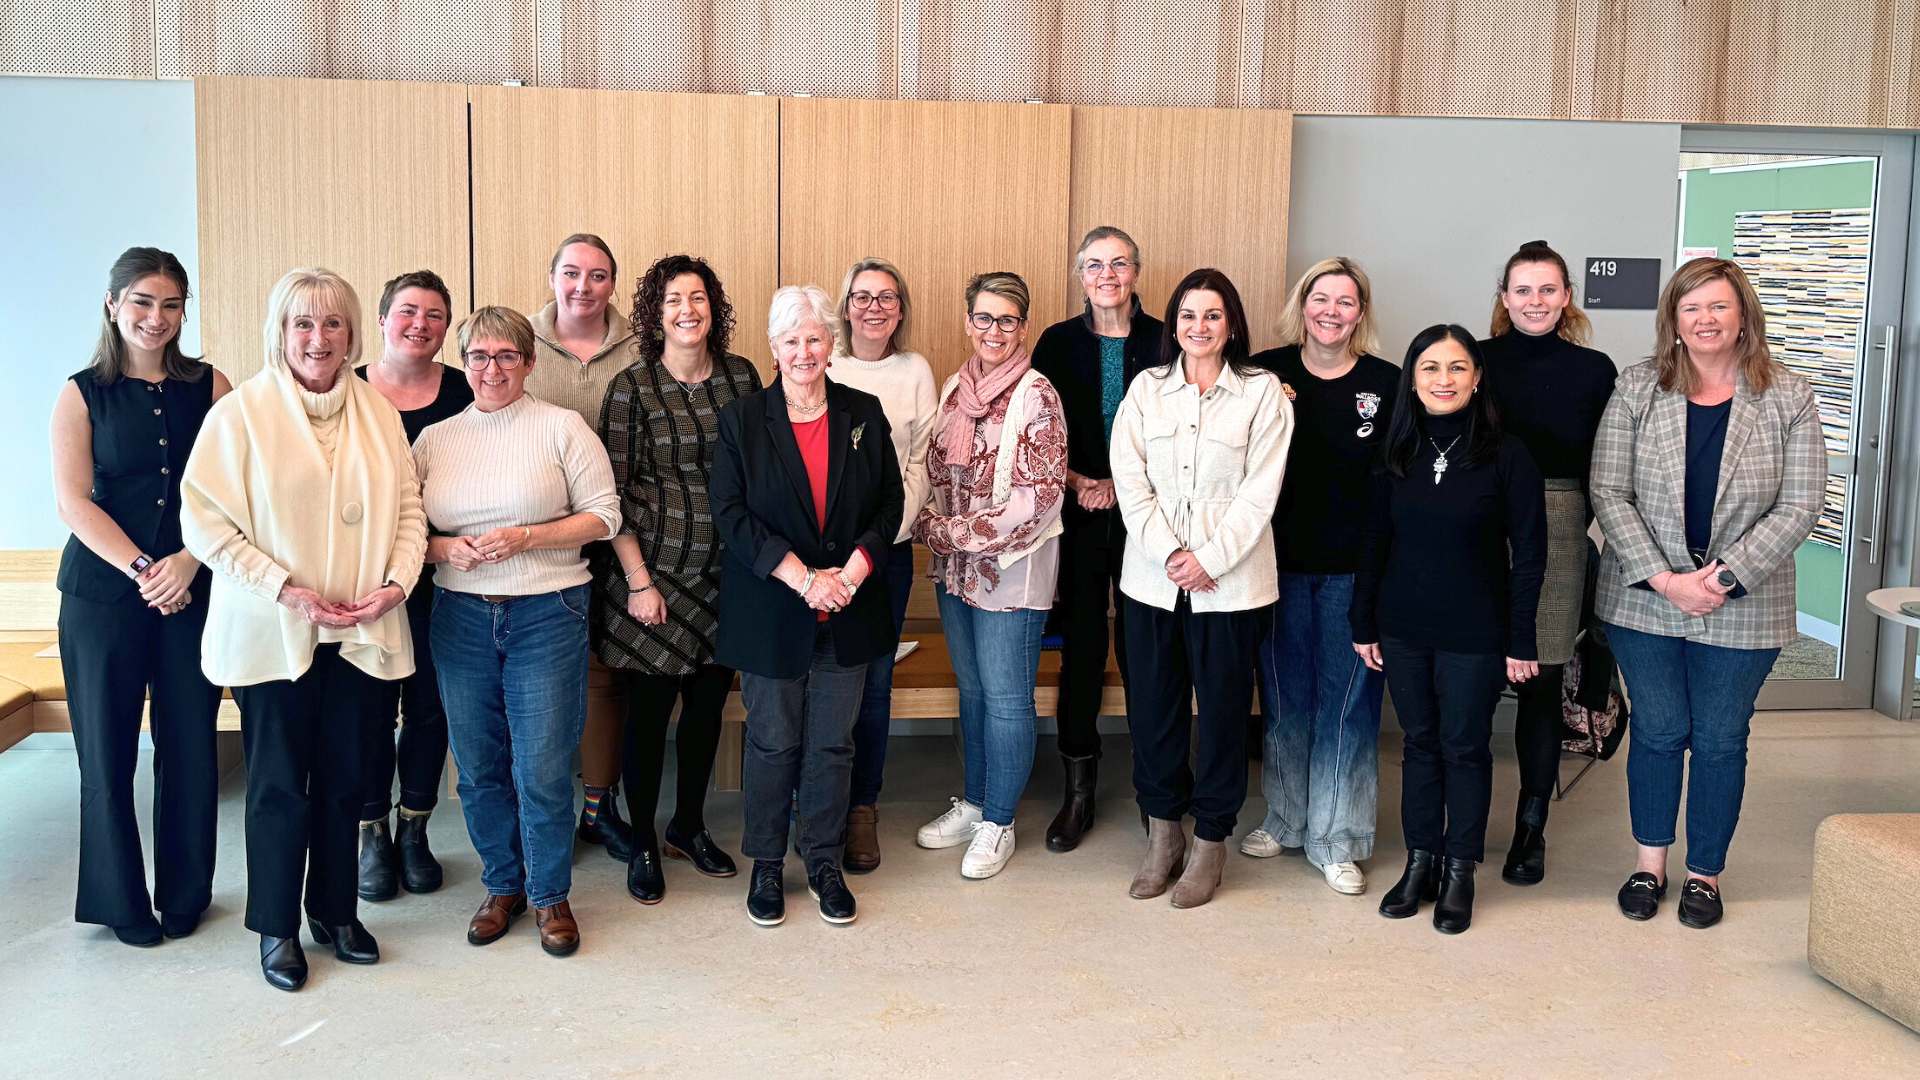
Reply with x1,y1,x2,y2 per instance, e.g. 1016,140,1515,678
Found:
1589,258,1824,930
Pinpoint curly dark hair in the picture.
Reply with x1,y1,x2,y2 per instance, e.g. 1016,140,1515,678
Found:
630,254,735,364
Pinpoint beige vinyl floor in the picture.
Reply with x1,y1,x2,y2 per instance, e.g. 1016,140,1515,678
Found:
1,712,1916,1078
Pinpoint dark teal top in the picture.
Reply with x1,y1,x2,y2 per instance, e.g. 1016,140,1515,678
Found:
1098,335,1126,440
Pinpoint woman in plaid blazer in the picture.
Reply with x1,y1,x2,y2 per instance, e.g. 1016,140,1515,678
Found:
1589,258,1825,930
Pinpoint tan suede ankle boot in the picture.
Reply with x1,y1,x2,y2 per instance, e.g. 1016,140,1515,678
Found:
1170,837,1226,909
1129,816,1187,899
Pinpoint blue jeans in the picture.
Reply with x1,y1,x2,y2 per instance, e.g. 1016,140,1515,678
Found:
433,586,590,908
1606,623,1779,876
740,625,868,871
850,541,915,807
1256,572,1385,864
936,583,1047,827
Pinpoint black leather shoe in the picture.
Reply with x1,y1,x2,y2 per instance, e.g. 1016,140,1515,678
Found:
1617,871,1667,921
1432,856,1476,934
746,859,785,927
1379,850,1440,919
260,934,308,992
1677,878,1724,929
664,824,738,878
160,911,201,939
358,819,399,901
626,838,666,905
1501,795,1548,886
1045,754,1098,853
113,914,163,947
307,917,380,964
577,797,635,863
807,863,857,925
394,811,444,894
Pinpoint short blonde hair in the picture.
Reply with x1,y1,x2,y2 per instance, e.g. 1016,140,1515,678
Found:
1653,258,1778,395
457,305,537,360
965,271,1030,319
263,268,363,375
834,257,912,356
1273,257,1380,358
768,284,839,345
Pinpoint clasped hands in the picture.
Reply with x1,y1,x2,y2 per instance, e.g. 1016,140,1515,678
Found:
1164,549,1217,593
276,581,404,628
135,551,197,615
439,525,535,571
778,550,870,613
1649,562,1734,618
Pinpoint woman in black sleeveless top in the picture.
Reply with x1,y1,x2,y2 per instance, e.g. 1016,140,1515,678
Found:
50,247,231,946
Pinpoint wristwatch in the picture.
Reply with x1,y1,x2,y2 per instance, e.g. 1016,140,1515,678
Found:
128,554,154,577
1716,568,1739,591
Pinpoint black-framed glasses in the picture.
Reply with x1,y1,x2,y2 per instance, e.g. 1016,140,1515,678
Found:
849,290,901,311
968,312,1026,333
1081,258,1134,278
464,349,526,370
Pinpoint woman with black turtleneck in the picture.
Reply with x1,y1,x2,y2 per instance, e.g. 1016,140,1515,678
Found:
1353,324,1546,935
1479,240,1617,887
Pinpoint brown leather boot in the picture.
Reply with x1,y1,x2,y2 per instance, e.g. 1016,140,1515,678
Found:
467,893,527,946
536,900,579,957
843,805,881,874
1170,838,1226,909
1129,816,1187,899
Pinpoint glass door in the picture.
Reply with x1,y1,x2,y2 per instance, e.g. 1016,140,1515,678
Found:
1676,129,1913,709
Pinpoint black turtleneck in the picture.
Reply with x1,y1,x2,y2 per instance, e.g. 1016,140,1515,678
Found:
1350,409,1548,658
1479,329,1617,482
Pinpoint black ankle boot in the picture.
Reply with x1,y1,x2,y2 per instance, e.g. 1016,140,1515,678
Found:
1433,856,1477,934
1379,850,1440,919
577,788,635,863
1045,754,1098,853
260,934,308,991
394,811,444,894
357,818,399,902
1501,794,1548,886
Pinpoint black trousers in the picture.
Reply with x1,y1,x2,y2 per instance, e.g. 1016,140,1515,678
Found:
359,588,447,819
1512,663,1566,801
1121,593,1263,843
58,591,222,927
233,645,387,937
1381,638,1504,862
620,663,733,838
1054,515,1128,760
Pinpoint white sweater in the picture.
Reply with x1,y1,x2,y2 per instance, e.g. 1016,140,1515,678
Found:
414,393,621,596
828,350,937,544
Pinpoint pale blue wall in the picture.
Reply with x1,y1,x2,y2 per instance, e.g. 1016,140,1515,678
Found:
0,77,198,549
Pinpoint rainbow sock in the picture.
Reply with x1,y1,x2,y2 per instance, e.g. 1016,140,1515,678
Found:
582,786,609,826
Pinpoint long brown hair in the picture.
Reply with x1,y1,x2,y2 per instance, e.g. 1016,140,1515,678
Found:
90,247,206,384
1489,240,1593,346
1653,258,1777,395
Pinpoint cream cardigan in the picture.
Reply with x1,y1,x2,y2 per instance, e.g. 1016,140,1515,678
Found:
181,364,427,686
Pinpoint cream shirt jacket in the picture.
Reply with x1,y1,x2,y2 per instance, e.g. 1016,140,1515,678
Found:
1110,357,1294,613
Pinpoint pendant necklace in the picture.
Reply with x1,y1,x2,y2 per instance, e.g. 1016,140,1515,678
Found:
1428,435,1462,485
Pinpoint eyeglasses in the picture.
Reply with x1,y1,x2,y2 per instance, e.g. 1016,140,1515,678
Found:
464,350,526,370
849,291,901,312
968,313,1026,333
1081,258,1134,278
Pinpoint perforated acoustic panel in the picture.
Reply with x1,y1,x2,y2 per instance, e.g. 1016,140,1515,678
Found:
157,0,535,84
1,0,154,78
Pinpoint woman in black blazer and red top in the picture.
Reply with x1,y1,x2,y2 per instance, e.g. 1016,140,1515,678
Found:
1029,225,1162,852
711,285,903,929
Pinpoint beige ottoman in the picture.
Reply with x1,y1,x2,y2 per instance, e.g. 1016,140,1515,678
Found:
1808,814,1920,1033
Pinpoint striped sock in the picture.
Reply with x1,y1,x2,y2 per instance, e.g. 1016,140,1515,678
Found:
582,785,609,827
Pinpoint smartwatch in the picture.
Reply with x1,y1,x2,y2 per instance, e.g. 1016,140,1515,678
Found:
129,554,154,577
1716,568,1739,591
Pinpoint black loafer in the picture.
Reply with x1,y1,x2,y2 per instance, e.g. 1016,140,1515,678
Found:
627,841,666,905
159,911,201,939
260,934,308,992
1617,871,1667,921
307,917,380,964
1677,878,1724,929
113,915,163,948
807,864,857,926
664,825,738,878
747,860,786,927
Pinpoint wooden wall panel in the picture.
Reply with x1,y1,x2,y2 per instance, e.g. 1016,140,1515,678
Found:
195,76,470,383
469,85,779,373
1068,106,1292,353
779,98,1073,389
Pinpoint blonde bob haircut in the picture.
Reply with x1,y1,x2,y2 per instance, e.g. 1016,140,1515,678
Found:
1273,257,1380,359
456,305,537,361
965,271,1031,319
834,257,912,356
1653,258,1777,396
262,268,364,376
768,284,841,346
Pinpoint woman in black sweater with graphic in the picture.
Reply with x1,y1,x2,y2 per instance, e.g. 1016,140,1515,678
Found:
1352,324,1546,934
1479,241,1618,887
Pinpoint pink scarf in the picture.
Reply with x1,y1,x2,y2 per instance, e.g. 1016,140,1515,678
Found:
939,347,1032,470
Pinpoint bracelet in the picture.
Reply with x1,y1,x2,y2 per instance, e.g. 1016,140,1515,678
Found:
630,581,655,596
521,525,532,544
839,570,857,593
798,568,817,596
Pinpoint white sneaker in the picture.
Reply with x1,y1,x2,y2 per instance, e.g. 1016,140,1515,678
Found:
916,797,983,849
1315,860,1367,895
961,821,1015,879
1240,828,1284,858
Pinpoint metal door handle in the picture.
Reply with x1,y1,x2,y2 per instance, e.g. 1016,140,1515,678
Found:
1858,325,1898,565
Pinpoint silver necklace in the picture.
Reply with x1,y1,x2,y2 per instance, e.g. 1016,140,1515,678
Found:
787,395,827,418
1428,435,1462,485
